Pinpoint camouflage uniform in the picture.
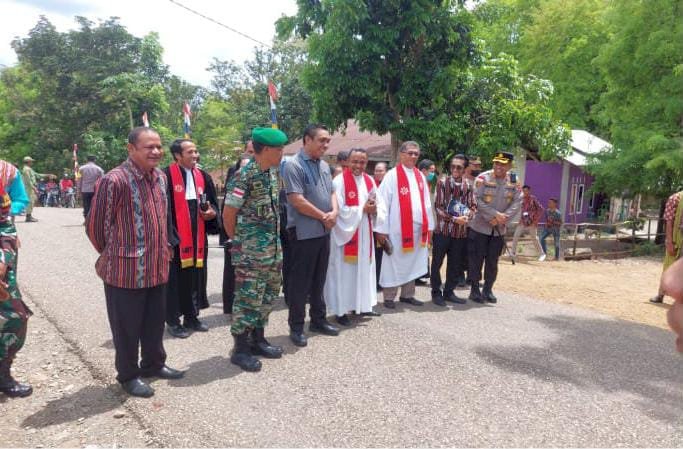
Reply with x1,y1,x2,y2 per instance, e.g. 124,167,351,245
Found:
0,183,31,367
224,159,281,335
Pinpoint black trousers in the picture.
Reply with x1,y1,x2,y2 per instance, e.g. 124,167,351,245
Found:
222,245,235,314
430,233,467,295
467,229,505,290
82,192,94,218
286,230,329,332
280,228,291,305
375,244,383,291
104,283,167,383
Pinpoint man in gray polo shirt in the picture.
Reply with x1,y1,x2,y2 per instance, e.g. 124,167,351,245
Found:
282,124,340,347
78,155,104,220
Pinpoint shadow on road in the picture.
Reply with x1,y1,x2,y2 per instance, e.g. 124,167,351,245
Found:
21,385,122,428
474,314,683,424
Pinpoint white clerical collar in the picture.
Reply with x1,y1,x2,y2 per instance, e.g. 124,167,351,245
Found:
183,166,197,200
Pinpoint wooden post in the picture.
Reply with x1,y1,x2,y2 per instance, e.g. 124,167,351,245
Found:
573,223,578,256
647,218,652,242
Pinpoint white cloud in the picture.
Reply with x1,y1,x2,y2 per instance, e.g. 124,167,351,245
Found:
0,0,298,87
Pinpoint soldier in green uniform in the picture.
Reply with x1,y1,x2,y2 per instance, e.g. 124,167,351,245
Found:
0,160,33,397
467,151,522,304
222,127,288,372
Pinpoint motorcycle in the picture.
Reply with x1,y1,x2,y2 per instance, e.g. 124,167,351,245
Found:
61,187,76,208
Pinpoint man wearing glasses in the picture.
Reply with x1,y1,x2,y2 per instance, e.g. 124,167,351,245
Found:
430,155,475,306
375,141,434,309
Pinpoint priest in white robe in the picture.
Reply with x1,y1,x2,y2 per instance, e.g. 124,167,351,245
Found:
375,141,435,309
324,148,386,326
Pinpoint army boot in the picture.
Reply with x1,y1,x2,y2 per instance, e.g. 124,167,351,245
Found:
250,327,283,359
230,332,262,372
0,359,33,398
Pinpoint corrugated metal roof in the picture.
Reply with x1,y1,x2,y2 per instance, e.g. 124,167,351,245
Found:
283,120,392,161
567,130,612,166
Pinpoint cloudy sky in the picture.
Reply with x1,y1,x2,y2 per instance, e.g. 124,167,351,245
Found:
0,0,298,87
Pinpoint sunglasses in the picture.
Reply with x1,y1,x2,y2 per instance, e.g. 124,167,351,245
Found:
451,165,465,170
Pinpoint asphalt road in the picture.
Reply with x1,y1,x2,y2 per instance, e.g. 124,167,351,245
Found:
11,207,683,447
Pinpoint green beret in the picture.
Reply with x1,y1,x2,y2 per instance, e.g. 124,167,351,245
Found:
252,127,288,147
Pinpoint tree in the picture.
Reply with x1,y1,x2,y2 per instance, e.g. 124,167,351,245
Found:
277,0,568,164
588,0,683,202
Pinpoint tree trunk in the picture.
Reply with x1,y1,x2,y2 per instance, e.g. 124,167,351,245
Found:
125,100,134,131
655,198,667,244
390,132,400,166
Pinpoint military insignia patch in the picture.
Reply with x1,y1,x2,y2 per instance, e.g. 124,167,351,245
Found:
232,187,245,199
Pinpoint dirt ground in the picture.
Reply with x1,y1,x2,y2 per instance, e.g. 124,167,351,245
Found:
492,255,670,330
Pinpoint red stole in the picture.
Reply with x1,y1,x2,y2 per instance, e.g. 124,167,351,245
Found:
169,163,206,268
397,164,429,253
343,169,374,264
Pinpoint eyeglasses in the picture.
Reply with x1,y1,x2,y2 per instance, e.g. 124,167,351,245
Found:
404,151,420,157
451,165,465,170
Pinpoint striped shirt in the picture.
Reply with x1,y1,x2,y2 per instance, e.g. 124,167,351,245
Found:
86,158,171,289
434,176,475,239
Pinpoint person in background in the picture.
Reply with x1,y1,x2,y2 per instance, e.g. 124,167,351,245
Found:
373,162,388,292
511,185,545,261
221,147,254,318
650,190,683,304
539,198,562,261
78,155,104,222
21,156,49,222
333,150,349,178
416,158,436,286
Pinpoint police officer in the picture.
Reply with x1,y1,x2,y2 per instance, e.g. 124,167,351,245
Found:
467,151,522,304
222,128,288,372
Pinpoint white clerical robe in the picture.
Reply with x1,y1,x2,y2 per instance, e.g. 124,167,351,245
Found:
324,173,386,316
375,164,435,288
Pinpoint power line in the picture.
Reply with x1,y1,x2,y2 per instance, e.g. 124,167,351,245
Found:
168,0,272,49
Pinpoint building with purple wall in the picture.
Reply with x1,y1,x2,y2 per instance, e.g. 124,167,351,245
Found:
523,130,611,223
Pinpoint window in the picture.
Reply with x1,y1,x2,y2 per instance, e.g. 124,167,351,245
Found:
569,184,577,215
576,184,585,214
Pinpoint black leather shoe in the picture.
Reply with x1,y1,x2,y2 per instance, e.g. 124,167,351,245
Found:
383,300,396,309
121,378,154,398
432,291,446,307
167,324,190,339
289,331,308,347
154,365,185,380
415,278,428,286
483,289,498,304
360,310,382,317
399,297,424,306
184,318,209,332
309,321,340,336
335,314,352,326
230,333,262,372
0,379,33,398
444,291,467,304
250,328,283,359
469,285,485,304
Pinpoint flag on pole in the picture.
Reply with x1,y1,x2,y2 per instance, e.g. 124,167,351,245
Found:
182,101,192,138
142,111,150,127
268,81,278,129
73,144,80,180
